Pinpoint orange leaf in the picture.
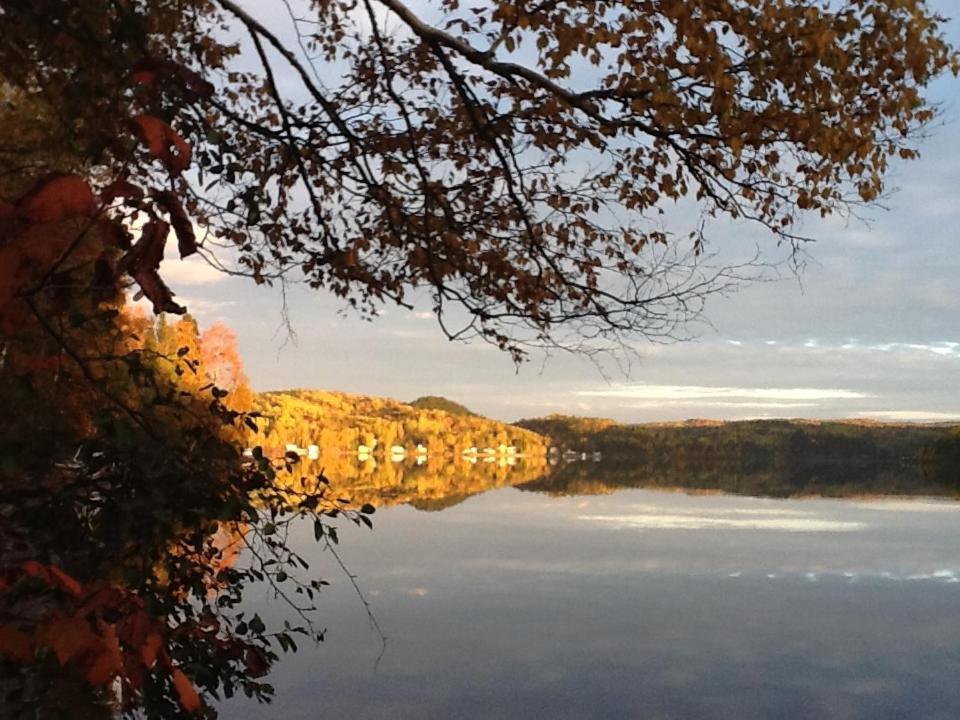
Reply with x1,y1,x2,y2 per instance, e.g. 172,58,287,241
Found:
171,668,202,713
132,115,191,176
0,625,34,664
17,174,97,223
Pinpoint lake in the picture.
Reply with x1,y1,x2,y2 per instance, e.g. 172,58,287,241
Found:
220,470,960,719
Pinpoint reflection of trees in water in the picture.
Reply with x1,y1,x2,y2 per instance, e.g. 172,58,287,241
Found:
519,450,960,500
514,418,960,499
278,455,550,511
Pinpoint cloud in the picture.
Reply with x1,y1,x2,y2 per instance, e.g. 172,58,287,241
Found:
625,400,818,410
161,256,226,285
577,384,870,402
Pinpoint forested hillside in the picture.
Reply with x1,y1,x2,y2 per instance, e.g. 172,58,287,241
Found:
252,390,547,457
517,415,960,495
409,396,476,417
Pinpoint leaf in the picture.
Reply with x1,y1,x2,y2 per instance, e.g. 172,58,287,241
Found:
47,565,83,597
140,632,163,668
132,115,192,176
100,179,144,203
0,625,34,663
130,70,157,85
243,646,269,677
17,174,96,222
154,190,197,258
43,614,95,666
171,668,202,713
119,219,186,314
83,627,122,686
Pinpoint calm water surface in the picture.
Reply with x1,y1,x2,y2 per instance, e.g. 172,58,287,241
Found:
221,486,960,719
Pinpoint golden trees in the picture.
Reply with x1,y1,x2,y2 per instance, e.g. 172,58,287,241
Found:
1,0,955,358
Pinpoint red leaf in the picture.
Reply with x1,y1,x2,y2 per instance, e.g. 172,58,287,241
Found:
44,614,95,666
0,625,34,664
130,70,157,86
129,59,213,99
21,560,51,582
17,174,97,223
132,115,191,176
83,625,122,686
171,668,202,713
140,631,163,668
47,565,83,598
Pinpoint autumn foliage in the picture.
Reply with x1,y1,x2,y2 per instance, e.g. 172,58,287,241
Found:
1,0,958,717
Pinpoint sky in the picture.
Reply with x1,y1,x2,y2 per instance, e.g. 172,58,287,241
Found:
158,0,960,424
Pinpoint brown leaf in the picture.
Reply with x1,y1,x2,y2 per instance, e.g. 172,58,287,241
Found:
132,115,191,176
243,646,269,678
120,219,185,314
100,219,133,251
17,174,97,223
171,668,202,713
132,268,186,314
154,191,197,257
101,180,144,204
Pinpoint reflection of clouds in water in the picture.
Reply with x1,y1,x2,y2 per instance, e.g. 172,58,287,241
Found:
621,504,814,517
852,500,960,513
907,570,960,583
577,512,865,533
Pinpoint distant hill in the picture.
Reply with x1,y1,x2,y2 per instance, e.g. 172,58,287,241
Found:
409,395,476,417
515,414,960,489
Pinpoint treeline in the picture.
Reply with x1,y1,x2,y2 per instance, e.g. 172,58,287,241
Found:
251,390,548,458
515,415,960,497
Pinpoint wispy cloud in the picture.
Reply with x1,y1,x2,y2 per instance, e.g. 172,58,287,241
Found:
625,400,818,410
577,384,870,402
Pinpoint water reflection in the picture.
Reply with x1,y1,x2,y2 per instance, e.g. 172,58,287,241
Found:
220,467,960,720
288,445,959,513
